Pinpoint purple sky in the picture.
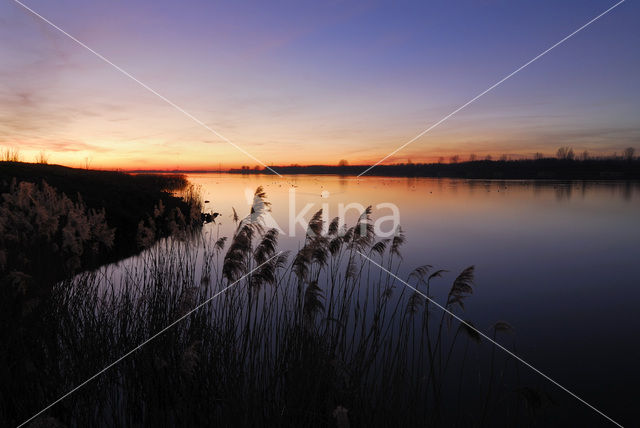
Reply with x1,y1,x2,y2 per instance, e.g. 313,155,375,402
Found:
1,0,638,168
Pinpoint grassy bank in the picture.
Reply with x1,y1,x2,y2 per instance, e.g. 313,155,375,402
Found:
0,161,200,253
0,161,202,313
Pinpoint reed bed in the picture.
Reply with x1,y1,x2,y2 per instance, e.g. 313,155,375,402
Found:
1,187,546,427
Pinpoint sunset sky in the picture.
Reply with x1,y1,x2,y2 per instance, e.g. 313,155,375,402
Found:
1,0,638,169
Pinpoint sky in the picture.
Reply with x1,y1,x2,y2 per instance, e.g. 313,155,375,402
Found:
1,0,639,169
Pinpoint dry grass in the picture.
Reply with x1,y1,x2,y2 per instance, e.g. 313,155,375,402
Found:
0,187,544,427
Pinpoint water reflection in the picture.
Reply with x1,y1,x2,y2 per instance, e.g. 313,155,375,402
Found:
186,174,640,425
70,174,639,426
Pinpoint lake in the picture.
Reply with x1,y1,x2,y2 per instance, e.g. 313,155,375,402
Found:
179,173,639,426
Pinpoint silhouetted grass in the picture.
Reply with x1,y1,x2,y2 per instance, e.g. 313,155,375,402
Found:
0,162,200,257
1,187,547,427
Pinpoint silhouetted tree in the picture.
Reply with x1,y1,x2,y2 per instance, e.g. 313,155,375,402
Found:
623,147,635,161
1,147,21,162
556,147,575,160
484,155,492,161
338,159,349,167
469,153,477,161
534,152,544,160
449,155,460,164
35,151,49,164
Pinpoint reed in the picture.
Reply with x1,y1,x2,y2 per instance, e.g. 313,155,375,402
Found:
0,187,545,427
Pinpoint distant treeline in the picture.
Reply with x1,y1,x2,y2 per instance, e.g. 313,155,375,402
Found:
229,158,640,179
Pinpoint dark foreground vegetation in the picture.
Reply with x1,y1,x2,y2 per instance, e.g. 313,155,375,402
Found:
2,187,554,427
0,161,201,321
229,157,640,179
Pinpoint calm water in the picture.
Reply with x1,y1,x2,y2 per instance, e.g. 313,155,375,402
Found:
183,173,639,425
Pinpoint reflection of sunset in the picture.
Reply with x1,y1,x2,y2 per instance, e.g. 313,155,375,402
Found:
191,174,640,245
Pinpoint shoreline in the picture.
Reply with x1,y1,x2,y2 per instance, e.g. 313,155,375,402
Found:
0,161,202,289
124,158,640,180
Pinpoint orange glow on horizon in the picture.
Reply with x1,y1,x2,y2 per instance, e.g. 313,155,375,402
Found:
4,146,557,171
